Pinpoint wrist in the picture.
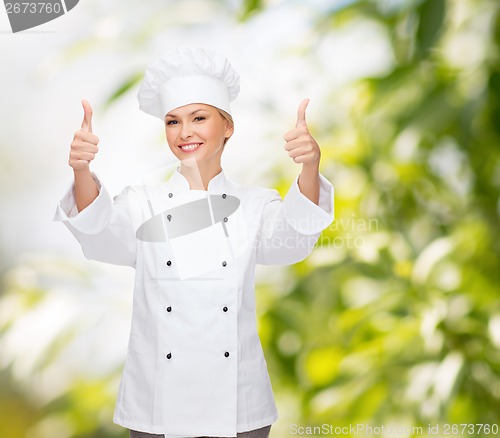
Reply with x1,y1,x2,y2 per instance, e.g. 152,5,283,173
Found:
301,161,320,173
73,166,91,175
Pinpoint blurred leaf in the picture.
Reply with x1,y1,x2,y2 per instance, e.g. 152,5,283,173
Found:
104,71,144,108
238,0,264,21
415,0,446,60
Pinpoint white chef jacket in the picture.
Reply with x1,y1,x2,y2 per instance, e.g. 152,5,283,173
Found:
53,166,334,438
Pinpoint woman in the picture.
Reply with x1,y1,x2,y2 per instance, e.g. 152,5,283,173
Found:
53,48,334,438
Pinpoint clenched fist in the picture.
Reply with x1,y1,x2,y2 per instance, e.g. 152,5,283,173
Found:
69,99,100,172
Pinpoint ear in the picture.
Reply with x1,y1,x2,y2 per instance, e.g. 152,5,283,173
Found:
224,121,234,138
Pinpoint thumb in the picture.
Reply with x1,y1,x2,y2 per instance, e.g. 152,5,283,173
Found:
81,99,93,133
295,98,310,129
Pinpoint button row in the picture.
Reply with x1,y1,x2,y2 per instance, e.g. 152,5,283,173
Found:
166,215,228,223
165,351,230,359
165,306,229,313
167,192,227,198
165,260,228,267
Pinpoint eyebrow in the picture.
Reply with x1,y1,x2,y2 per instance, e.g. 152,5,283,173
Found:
165,109,207,118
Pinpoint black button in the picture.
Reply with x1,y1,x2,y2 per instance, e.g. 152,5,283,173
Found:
223,306,228,312
222,193,227,199
222,261,227,267
223,217,228,222
166,306,172,312
166,260,172,266
168,192,173,198
166,353,172,359
224,351,230,357
167,214,172,221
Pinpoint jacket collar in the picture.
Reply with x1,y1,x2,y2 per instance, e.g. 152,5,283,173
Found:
166,165,227,193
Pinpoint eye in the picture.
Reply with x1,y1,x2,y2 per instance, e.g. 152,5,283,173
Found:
166,120,178,125
194,116,206,122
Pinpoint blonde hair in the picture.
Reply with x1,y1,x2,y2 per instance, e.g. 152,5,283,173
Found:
216,108,234,148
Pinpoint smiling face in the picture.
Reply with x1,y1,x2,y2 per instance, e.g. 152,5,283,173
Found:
164,103,234,168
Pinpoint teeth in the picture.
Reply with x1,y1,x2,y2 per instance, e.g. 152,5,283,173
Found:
180,143,201,151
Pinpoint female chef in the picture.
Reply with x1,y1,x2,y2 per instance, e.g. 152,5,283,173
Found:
53,48,334,438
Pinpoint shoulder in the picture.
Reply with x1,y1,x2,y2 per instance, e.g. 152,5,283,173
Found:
112,183,154,204
227,178,281,205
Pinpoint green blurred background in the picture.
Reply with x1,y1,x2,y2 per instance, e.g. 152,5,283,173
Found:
1,0,500,437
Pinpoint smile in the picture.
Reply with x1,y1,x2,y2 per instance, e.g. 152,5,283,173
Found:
179,143,202,152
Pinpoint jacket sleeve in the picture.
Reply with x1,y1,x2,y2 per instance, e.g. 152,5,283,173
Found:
52,172,137,268
256,172,334,265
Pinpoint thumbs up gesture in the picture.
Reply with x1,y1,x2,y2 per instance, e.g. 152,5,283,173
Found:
68,99,100,172
283,98,321,167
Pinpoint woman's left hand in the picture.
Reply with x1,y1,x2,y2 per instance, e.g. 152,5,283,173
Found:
283,98,321,167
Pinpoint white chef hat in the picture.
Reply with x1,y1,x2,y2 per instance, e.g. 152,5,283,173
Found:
137,47,240,120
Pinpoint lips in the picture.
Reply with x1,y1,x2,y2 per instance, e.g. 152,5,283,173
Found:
179,142,202,152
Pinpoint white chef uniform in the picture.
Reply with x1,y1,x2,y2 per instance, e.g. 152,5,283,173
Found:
53,165,334,437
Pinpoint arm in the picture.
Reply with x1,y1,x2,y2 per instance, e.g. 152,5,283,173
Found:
53,172,138,268
257,98,334,265
256,171,334,266
298,162,320,206
74,168,99,212
54,99,136,267
70,99,100,212
283,99,322,206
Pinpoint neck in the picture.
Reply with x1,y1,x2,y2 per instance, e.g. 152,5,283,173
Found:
179,158,222,191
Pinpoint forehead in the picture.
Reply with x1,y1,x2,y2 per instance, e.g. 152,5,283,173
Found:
165,103,214,118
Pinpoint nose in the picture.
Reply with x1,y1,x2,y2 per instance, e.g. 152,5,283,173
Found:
180,122,193,140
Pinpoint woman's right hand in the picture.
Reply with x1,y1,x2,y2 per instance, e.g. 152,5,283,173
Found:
69,99,100,172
